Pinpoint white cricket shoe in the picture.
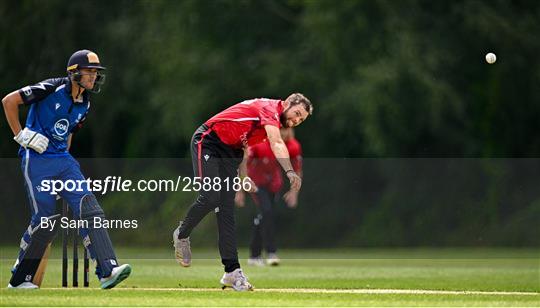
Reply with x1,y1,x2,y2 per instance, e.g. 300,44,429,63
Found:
220,268,254,291
100,264,132,289
173,221,191,267
266,253,280,266
247,257,265,267
7,282,38,289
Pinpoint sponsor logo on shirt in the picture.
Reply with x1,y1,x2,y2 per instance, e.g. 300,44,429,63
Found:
54,119,70,137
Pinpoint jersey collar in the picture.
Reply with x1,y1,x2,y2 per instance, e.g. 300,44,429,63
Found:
64,78,89,104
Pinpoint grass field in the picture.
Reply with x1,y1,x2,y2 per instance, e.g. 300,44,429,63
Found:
1,247,538,306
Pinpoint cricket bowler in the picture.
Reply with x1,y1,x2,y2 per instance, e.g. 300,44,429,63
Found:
173,94,312,291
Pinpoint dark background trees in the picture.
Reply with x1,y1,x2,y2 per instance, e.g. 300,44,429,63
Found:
1,0,538,246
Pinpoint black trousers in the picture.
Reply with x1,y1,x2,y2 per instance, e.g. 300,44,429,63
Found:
250,188,277,257
177,124,243,273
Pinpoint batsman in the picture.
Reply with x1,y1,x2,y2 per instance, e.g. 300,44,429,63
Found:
2,50,131,289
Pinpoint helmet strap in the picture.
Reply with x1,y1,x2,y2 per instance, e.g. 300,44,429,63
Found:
69,71,86,101
74,87,83,101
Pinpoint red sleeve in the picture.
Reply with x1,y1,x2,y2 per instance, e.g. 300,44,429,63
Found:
287,138,302,172
259,104,280,127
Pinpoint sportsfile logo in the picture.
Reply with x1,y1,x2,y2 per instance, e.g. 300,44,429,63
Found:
39,175,254,195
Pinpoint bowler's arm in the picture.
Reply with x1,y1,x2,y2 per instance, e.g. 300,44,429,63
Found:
264,125,294,172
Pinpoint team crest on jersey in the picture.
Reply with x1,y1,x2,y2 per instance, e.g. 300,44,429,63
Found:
54,119,70,136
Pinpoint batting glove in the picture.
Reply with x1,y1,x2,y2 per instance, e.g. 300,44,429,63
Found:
14,128,49,154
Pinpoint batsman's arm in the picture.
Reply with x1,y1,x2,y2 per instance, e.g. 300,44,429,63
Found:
2,91,24,136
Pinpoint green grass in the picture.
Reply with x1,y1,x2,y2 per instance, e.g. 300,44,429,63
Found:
1,247,538,306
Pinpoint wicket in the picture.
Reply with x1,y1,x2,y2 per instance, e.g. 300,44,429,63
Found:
61,199,89,287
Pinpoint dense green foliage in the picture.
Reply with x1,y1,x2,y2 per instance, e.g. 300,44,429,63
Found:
1,1,539,247
2,0,539,157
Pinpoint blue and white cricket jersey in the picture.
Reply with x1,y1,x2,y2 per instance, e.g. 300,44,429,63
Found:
18,77,90,156
12,73,120,282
